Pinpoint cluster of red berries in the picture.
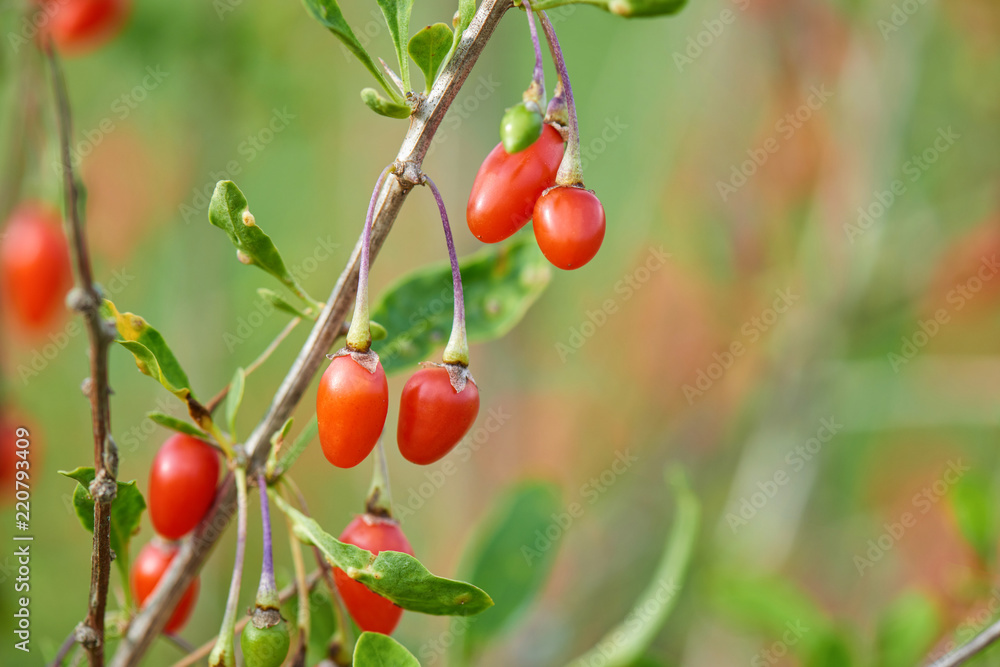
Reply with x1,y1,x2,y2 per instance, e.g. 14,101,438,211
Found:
467,124,606,271
131,433,220,633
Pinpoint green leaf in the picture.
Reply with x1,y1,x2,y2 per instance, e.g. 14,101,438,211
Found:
950,472,997,565
102,300,212,429
373,237,550,375
529,0,687,17
375,0,414,92
301,0,399,98
566,469,700,667
60,467,147,585
354,632,419,666
408,23,453,93
445,0,475,68
876,591,940,667
271,416,317,478
456,482,563,661
147,412,210,440
274,494,493,616
209,181,317,307
257,288,316,321
360,88,412,119
225,367,246,438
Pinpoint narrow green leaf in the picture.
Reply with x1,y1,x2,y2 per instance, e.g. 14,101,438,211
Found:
444,0,475,69
102,300,212,429
360,88,412,119
209,181,316,307
375,0,414,92
408,23,453,93
354,632,419,666
271,416,316,478
456,482,563,661
59,467,147,585
876,591,940,667
370,320,388,341
225,367,246,438
257,288,316,321
274,494,493,616
301,0,399,98
566,469,700,667
950,472,997,565
529,0,687,18
147,412,210,440
373,237,550,375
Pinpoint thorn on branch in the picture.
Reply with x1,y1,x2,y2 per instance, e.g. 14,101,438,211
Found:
89,470,117,505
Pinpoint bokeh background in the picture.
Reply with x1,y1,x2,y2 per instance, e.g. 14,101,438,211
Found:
2,0,1000,664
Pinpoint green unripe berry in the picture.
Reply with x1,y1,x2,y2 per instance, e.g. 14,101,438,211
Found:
240,614,290,667
500,102,544,154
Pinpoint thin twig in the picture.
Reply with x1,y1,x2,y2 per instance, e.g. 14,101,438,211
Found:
168,571,322,667
50,631,78,667
110,2,514,663
206,317,303,414
44,39,117,667
537,12,582,186
928,619,1000,667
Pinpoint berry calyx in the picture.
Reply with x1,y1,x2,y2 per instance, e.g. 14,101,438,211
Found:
148,433,221,540
1,202,72,332
131,540,200,634
398,364,480,465
316,355,389,468
41,0,130,54
333,514,414,635
500,102,544,154
533,186,606,270
467,124,565,244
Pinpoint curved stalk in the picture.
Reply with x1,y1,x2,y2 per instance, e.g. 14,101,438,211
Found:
423,175,469,366
208,467,248,667
538,12,583,186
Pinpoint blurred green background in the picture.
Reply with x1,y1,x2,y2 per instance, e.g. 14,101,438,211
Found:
2,0,1000,664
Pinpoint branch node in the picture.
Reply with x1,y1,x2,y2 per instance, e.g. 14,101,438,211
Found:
393,160,422,188
81,377,94,397
75,622,100,649
66,286,100,313
89,470,118,505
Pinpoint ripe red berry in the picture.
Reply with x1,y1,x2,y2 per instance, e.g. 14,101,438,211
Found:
41,0,130,53
148,434,220,540
532,186,606,270
316,355,389,468
397,367,479,465
467,124,564,243
131,540,200,634
333,515,413,635
1,203,72,332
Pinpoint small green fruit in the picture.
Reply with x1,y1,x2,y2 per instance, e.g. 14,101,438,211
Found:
500,102,544,154
240,615,290,667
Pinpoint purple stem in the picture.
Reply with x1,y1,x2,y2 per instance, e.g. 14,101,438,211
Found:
346,165,394,351
423,175,468,366
538,12,583,186
523,0,545,93
257,474,276,596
